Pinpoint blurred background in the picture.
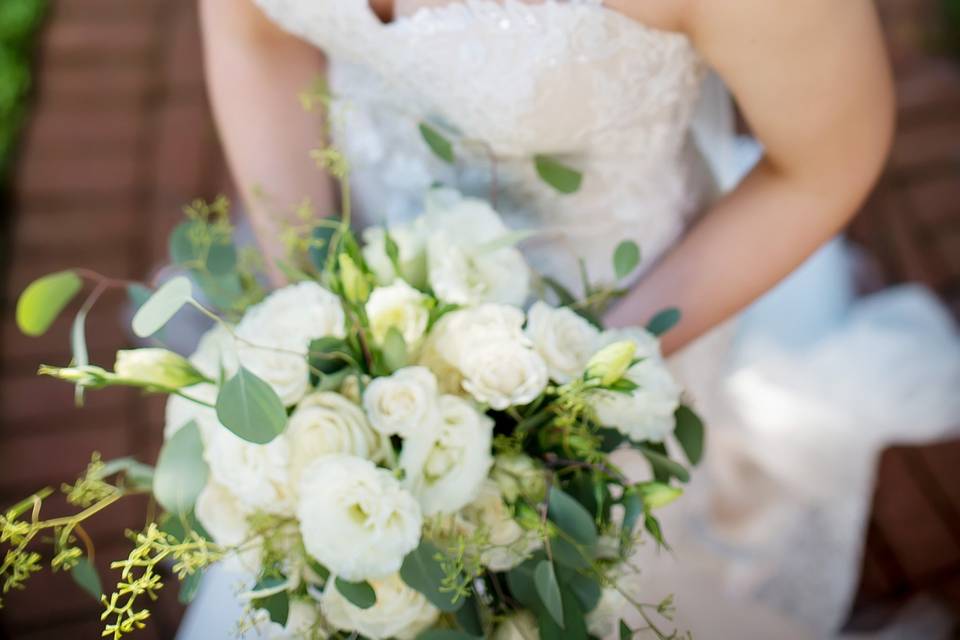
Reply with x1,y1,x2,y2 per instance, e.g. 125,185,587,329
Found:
0,0,957,638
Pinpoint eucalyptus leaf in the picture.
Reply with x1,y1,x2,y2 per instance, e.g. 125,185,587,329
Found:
646,308,681,337
534,155,583,194
216,367,288,444
153,421,208,516
419,122,455,164
335,577,377,610
308,337,353,375
637,444,690,484
132,276,193,338
613,240,641,280
506,556,543,611
620,490,644,551
551,536,591,570
16,270,83,337
179,570,203,604
400,541,464,612
252,589,289,627
538,588,588,640
534,561,564,628
70,557,102,601
452,595,484,637
309,224,338,272
95,456,154,491
620,620,634,640
674,405,705,466
547,488,598,548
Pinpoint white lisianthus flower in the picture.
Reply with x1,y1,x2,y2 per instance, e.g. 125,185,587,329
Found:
363,366,438,438
425,195,530,306
321,572,438,640
362,223,428,289
286,392,390,485
421,305,548,410
588,358,681,443
204,428,294,515
525,301,600,383
599,327,663,361
163,383,219,440
586,587,629,638
114,348,207,390
365,280,430,349
297,455,422,582
236,282,345,406
493,611,540,640
194,482,263,573
252,599,323,639
401,395,494,516
461,481,541,571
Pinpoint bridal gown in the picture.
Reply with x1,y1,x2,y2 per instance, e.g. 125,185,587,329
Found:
178,1,960,637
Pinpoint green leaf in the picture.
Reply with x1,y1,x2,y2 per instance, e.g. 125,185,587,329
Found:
419,122,455,164
540,276,602,328
132,276,193,338
95,457,155,491
159,510,211,543
506,556,543,611
206,241,238,276
674,405,705,466
384,229,402,273
153,421,208,516
534,155,583,194
169,221,196,266
645,513,668,549
309,223,338,272
400,541,464,612
547,488,598,548
534,561,564,628
538,587,588,640
252,589,289,627
381,327,408,372
308,337,353,375
216,367,288,444
613,240,641,280
16,270,83,337
417,631,480,640
552,537,591,570
179,570,203,604
335,577,377,610
637,444,690,483
620,489,644,551
646,308,681,337
620,620,634,640
70,557,102,601
559,570,602,613
452,595,484,637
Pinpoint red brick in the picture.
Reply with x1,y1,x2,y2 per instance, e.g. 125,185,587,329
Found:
915,440,960,508
907,174,960,227
34,64,153,106
895,57,960,117
0,371,135,425
40,19,155,61
52,0,164,21
889,116,960,172
163,1,206,94
152,100,218,200
11,204,140,249
21,102,145,152
15,145,141,199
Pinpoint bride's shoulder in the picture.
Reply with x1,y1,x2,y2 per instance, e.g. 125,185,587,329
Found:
601,0,691,34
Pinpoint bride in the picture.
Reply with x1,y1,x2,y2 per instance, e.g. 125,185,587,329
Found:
180,0,960,637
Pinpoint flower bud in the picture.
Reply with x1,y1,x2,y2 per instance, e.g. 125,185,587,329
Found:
585,340,636,386
491,454,547,503
114,349,207,390
38,364,113,388
338,254,370,304
637,482,683,510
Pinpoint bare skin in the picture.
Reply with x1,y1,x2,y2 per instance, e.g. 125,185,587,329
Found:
201,0,894,354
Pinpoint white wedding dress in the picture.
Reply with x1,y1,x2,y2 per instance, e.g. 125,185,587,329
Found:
178,1,960,637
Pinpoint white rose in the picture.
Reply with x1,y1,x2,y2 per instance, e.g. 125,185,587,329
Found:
425,196,530,306
163,383,219,441
286,392,390,485
194,482,263,574
362,223,428,289
493,611,540,640
321,573,439,640
363,366,438,438
204,427,295,515
588,358,681,443
525,301,600,383
189,323,239,380
401,395,494,516
586,588,629,638
461,481,541,571
297,455,422,581
236,282,345,406
252,599,323,639
365,280,430,349
422,305,548,410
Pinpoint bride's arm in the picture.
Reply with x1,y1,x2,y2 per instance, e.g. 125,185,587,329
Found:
200,0,334,283
605,0,894,354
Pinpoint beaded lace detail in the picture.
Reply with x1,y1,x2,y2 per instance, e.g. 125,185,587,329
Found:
252,0,712,292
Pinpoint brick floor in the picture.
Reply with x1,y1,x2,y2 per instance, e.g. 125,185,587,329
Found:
0,0,958,637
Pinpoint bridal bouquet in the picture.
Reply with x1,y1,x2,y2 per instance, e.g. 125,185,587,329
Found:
5,184,703,639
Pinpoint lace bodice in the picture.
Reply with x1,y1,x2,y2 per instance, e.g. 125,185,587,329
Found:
253,0,715,291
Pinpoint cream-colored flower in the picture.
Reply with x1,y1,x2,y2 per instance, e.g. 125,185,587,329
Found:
586,587,629,637
189,323,239,380
163,383,219,441
425,195,530,307
362,223,428,289
236,282,345,406
114,348,207,389
401,395,494,516
251,599,324,639
461,481,541,571
363,366,438,438
585,340,637,386
525,301,600,383
365,280,430,349
204,427,294,516
493,611,540,640
286,392,390,485
321,573,439,640
588,358,681,443
490,453,547,504
297,455,422,582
